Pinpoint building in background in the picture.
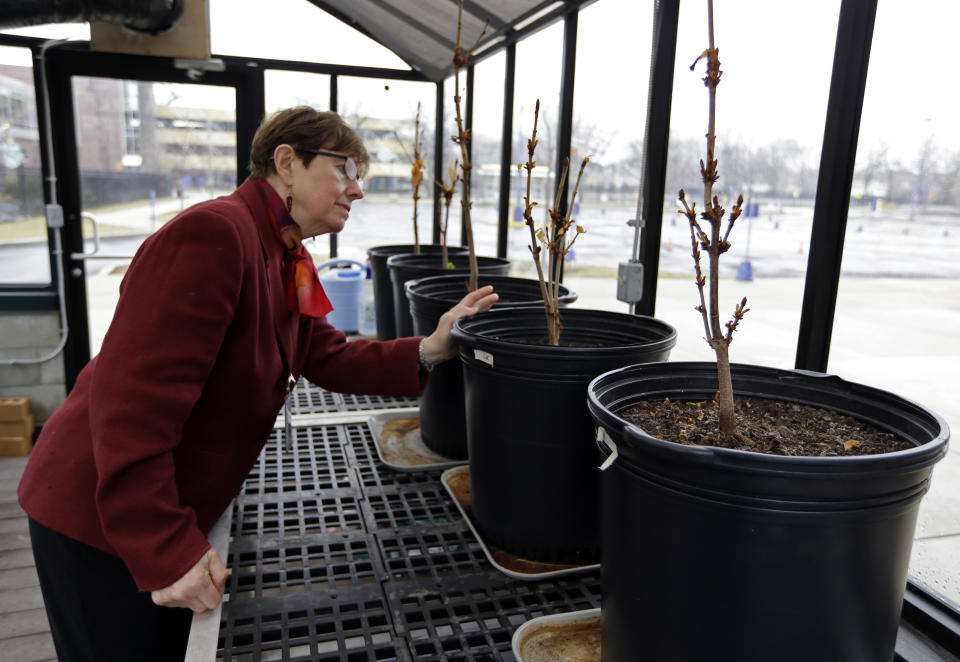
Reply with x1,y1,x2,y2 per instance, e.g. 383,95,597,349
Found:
0,65,40,220
154,104,236,189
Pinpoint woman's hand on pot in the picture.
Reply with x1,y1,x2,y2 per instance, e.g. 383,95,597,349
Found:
421,285,497,365
151,548,228,613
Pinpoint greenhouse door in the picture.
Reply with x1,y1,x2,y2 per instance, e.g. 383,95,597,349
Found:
41,45,263,387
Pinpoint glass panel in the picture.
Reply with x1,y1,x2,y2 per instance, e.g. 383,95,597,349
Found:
329,77,437,262
72,78,236,354
567,0,654,279
442,74,459,207
209,0,406,69
510,21,563,276
0,46,49,284
465,51,505,259
659,0,839,367
438,72,471,254
835,0,960,609
265,71,330,113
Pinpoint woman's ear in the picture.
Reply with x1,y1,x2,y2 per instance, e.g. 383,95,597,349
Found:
272,144,297,184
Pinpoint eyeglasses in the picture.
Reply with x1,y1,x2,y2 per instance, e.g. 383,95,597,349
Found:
294,147,360,183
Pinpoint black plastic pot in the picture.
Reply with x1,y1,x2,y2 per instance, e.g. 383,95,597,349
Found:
366,244,465,340
587,361,951,662
407,274,577,460
386,253,510,338
450,308,677,562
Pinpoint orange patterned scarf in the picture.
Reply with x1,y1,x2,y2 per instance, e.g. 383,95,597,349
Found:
256,179,333,318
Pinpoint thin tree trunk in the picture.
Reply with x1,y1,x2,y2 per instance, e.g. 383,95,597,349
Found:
715,343,737,436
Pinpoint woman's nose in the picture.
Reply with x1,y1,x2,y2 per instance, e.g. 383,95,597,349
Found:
348,180,364,200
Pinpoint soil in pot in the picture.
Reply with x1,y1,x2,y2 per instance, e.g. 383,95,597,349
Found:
366,244,465,340
408,274,576,460
451,308,677,563
387,253,510,338
587,361,950,662
625,397,912,455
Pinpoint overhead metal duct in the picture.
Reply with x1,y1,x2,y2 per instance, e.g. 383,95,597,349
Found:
0,0,185,36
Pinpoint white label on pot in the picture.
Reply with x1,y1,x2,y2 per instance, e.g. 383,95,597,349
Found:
597,427,619,471
474,349,494,367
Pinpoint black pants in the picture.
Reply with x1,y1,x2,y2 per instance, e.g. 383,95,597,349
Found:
28,518,192,662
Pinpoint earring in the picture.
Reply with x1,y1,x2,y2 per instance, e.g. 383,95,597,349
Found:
285,188,293,213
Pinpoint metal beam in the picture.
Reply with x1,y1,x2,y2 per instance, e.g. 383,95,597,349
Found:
24,40,429,82
795,0,877,372
218,54,428,82
40,42,237,84
0,292,60,311
330,74,339,258
33,42,59,296
496,42,516,259
635,0,680,317
0,33,47,48
432,80,444,244
43,55,90,388
235,63,264,185
366,0,456,52
552,8,578,282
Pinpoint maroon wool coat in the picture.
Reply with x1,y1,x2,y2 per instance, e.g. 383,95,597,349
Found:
19,179,426,591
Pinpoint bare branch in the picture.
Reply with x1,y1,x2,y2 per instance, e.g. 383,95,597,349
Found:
722,194,744,245
520,118,591,345
681,192,712,343
724,297,750,342
409,103,425,253
451,0,489,289
392,130,414,164
439,160,459,266
681,0,747,440
522,101,551,318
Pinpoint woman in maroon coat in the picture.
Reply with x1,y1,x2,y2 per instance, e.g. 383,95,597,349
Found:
18,107,496,661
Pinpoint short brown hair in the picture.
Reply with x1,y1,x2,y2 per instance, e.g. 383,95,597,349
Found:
248,106,370,179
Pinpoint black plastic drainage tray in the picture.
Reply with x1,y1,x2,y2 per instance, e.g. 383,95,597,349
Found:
287,379,420,415
216,383,960,662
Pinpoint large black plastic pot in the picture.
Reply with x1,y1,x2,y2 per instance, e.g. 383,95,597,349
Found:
450,308,677,562
587,361,951,662
366,244,466,340
407,274,577,460
387,253,510,338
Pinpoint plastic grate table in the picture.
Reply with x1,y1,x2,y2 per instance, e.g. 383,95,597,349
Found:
215,382,960,662
287,379,419,416
217,379,603,661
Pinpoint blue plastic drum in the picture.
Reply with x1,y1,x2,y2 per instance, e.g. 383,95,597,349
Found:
316,259,365,333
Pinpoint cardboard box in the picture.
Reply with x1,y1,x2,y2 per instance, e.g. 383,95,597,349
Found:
0,436,31,457
0,397,31,422
90,0,210,60
0,415,34,439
